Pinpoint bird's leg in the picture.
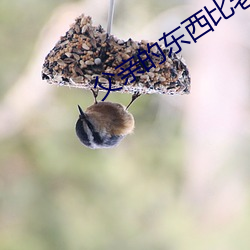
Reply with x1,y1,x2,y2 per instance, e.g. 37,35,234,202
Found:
91,88,99,104
126,92,141,110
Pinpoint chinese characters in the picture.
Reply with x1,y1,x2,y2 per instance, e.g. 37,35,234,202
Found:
95,0,248,100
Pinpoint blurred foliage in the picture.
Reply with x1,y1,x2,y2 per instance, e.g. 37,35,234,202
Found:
0,1,188,249
0,0,71,98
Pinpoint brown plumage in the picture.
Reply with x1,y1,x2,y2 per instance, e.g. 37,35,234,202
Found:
75,99,135,149
85,102,134,136
75,89,139,149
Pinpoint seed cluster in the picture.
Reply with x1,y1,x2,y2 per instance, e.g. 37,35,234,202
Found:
42,14,191,95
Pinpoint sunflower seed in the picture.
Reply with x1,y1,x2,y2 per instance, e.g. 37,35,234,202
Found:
82,43,90,50
85,60,94,65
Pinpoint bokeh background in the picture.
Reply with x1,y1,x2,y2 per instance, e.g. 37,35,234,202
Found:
1,0,250,249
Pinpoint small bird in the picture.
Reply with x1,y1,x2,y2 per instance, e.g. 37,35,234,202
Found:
75,90,140,149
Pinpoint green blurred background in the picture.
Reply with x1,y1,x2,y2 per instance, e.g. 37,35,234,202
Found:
1,0,250,249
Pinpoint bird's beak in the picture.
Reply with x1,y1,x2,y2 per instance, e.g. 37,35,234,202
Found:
77,105,86,119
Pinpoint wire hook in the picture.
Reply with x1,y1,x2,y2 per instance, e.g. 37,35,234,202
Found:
107,0,115,35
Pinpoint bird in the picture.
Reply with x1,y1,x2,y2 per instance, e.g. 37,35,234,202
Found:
75,90,140,149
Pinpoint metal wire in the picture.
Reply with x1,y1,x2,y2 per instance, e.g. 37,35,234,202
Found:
107,0,115,34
